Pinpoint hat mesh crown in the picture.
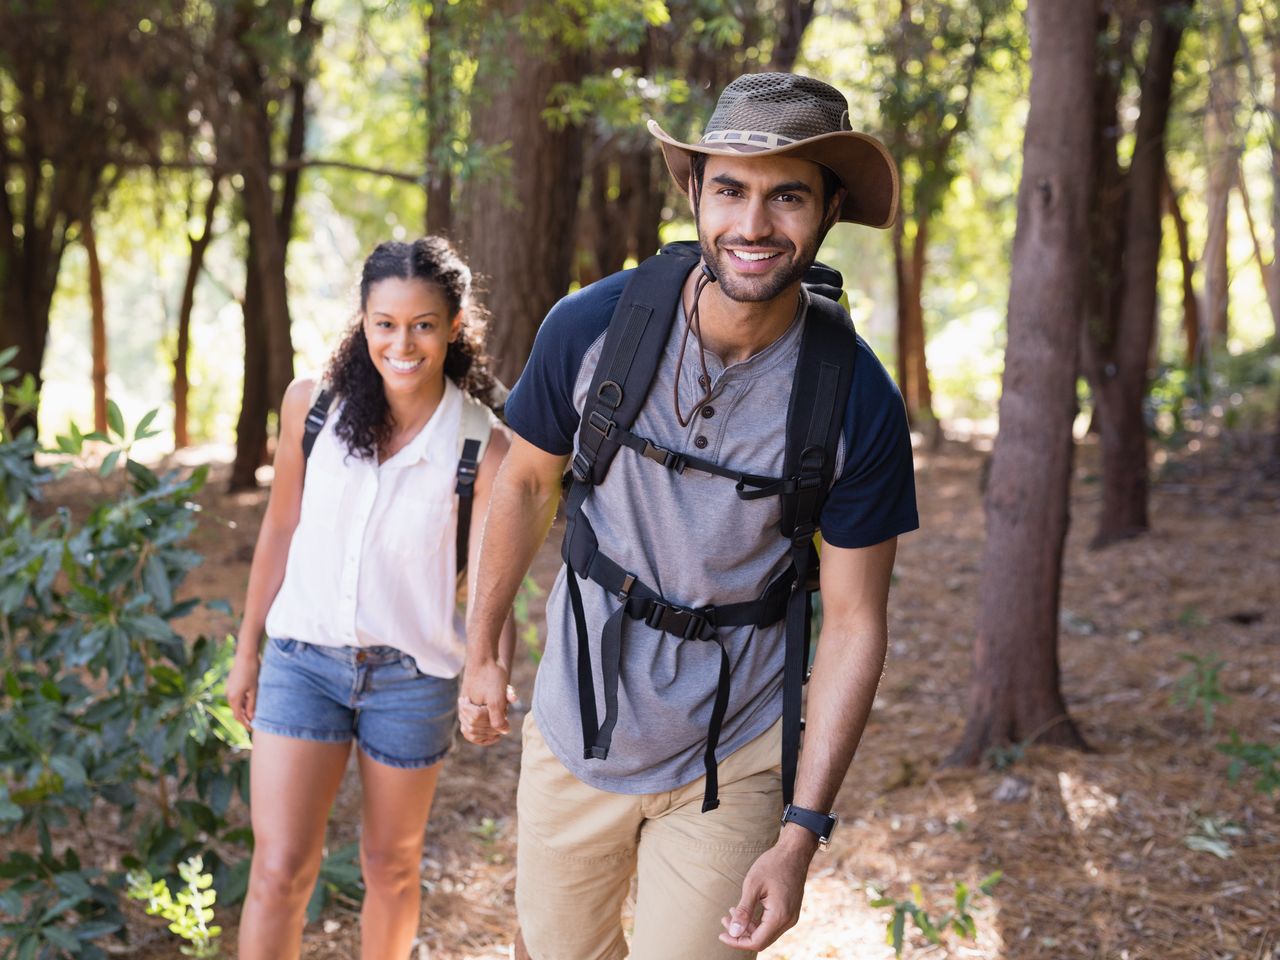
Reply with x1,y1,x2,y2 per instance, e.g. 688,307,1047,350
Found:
703,73,852,143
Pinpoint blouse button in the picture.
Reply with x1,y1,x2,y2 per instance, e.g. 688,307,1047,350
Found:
694,435,709,449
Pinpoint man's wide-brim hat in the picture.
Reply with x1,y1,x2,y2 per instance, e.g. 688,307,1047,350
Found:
648,72,899,229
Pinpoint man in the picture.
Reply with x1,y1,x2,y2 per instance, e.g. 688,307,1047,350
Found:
461,72,918,959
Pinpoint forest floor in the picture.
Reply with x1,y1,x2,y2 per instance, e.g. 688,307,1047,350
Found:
43,429,1280,959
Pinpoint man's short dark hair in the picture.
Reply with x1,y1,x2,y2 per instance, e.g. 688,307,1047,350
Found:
689,152,843,212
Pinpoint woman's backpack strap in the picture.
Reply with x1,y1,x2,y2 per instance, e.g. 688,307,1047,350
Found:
301,381,336,461
455,392,500,583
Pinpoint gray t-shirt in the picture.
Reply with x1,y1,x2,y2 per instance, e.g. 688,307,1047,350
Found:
505,268,918,794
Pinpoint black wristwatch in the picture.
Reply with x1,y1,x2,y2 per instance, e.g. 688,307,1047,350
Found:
781,804,838,846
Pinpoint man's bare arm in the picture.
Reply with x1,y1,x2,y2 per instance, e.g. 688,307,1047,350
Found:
459,435,568,740
721,536,897,951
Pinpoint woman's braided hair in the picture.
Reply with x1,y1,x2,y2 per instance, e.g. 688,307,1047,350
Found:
325,236,497,461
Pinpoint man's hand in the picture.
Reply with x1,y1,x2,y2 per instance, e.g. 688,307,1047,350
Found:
718,828,817,952
459,659,515,745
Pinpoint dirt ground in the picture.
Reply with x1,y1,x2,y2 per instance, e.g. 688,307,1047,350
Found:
48,432,1280,959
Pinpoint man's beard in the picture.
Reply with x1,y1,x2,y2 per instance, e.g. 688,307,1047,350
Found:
696,223,822,304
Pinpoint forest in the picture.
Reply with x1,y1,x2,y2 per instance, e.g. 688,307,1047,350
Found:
1,0,1278,957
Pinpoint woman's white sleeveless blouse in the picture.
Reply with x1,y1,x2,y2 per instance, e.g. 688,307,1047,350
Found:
265,380,466,678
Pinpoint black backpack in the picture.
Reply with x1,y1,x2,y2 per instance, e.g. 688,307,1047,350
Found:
301,384,501,585
560,241,857,812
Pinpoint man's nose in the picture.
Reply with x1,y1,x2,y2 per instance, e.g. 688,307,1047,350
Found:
736,198,772,241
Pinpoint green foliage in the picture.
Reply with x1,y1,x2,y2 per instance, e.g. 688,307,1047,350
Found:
126,856,222,958
514,575,544,665
1170,652,1229,731
0,362,249,957
1218,734,1280,797
868,872,1003,957
305,843,364,924
983,741,1025,771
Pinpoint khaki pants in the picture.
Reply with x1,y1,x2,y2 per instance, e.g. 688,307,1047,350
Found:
515,713,783,960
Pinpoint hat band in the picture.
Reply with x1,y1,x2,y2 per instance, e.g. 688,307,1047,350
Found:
700,129,797,149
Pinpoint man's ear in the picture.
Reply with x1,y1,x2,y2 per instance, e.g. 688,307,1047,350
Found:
824,187,847,231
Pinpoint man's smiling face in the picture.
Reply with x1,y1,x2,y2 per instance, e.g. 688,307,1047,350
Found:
693,153,841,304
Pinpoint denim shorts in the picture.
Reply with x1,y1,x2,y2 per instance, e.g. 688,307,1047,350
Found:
252,638,458,769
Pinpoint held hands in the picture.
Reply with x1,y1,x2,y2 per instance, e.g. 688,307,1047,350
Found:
719,827,817,952
458,658,517,746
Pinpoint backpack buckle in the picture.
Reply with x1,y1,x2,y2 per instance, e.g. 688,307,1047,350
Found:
640,440,686,473
644,600,712,640
571,453,593,484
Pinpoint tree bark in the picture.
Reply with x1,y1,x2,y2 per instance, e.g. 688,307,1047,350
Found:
82,210,108,434
230,234,271,491
892,213,936,431
1162,167,1200,368
458,11,586,387
948,0,1098,766
1086,1,1188,547
174,175,222,450
1202,13,1238,344
1271,45,1280,343
770,0,818,72
425,0,454,236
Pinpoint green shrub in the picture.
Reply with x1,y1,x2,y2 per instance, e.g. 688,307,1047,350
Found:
868,872,1002,957
0,360,249,958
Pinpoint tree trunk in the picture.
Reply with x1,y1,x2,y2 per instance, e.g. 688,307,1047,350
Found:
1162,167,1200,368
425,0,454,236
1202,16,1238,344
230,234,271,491
174,175,222,450
83,211,108,435
892,213,936,430
770,0,818,73
459,13,586,387
1087,2,1187,548
627,149,664,261
948,0,1098,766
1271,45,1280,343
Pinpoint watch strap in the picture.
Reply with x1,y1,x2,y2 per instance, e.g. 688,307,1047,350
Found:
781,803,837,844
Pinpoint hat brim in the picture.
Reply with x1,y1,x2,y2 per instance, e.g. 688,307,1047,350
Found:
648,118,899,229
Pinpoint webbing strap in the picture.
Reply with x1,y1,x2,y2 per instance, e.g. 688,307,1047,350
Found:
563,509,794,811
301,388,333,461
573,255,696,485
454,437,481,580
579,414,781,495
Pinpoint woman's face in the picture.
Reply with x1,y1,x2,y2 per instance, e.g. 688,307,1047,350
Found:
362,277,461,398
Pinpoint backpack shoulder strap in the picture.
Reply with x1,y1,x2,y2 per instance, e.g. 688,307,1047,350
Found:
780,293,858,542
301,381,335,461
778,292,857,806
454,391,499,582
570,253,699,486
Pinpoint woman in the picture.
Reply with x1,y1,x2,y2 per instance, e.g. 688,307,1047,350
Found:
226,236,512,959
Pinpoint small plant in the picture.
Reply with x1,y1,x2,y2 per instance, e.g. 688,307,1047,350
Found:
983,742,1025,771
868,872,1002,957
1218,734,1280,796
127,856,222,958
1171,652,1230,730
1183,816,1244,860
306,843,365,923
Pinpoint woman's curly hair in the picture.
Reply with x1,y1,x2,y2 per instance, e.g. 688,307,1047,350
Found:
325,236,498,461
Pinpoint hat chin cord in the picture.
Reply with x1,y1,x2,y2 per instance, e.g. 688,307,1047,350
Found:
674,267,717,427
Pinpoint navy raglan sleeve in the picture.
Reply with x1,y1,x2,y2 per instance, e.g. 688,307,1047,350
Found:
503,272,629,456
818,336,919,548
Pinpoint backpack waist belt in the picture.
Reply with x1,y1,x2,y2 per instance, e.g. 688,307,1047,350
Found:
561,500,795,813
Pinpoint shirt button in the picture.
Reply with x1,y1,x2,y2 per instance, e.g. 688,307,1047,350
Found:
694,435,709,449
698,375,711,388
700,405,715,419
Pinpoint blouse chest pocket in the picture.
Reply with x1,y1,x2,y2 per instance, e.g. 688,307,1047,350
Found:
369,467,454,562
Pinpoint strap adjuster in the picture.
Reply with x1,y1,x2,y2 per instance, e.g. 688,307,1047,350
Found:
616,573,636,601
571,453,593,484
587,410,615,439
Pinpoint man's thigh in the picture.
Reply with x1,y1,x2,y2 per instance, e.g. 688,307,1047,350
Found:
515,713,642,960
630,720,784,960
